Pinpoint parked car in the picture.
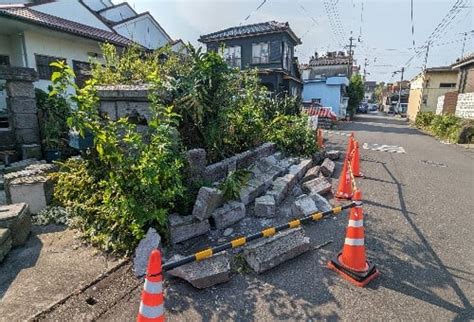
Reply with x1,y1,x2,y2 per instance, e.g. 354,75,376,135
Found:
357,104,368,113
369,104,378,111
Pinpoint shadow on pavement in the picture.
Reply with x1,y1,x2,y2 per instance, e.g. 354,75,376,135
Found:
367,161,473,321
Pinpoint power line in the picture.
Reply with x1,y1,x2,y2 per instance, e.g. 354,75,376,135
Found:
240,0,268,25
410,0,416,47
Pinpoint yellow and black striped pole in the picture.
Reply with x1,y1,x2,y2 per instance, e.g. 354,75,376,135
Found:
162,202,358,271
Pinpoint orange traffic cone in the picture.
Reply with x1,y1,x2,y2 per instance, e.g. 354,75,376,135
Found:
345,135,355,161
137,250,165,322
350,141,363,177
335,157,353,199
328,190,380,287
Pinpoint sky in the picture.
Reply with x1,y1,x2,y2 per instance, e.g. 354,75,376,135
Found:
124,0,473,83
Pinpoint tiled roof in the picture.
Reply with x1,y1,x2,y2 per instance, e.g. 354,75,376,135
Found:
308,56,350,66
0,6,136,47
451,52,474,69
199,21,301,45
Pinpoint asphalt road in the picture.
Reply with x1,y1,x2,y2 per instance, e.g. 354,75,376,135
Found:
46,113,474,321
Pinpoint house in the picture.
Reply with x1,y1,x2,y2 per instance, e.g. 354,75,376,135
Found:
452,53,474,94
364,81,377,102
407,67,458,121
0,0,181,90
300,52,351,118
198,21,303,98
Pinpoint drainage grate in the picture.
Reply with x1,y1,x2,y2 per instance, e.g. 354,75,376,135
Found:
420,160,447,168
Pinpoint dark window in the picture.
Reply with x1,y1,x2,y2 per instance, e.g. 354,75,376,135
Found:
35,54,66,80
439,83,456,88
0,55,10,66
73,60,92,88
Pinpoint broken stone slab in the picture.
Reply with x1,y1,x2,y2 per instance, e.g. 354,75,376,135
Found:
302,166,321,183
267,180,287,205
302,177,332,196
312,151,326,165
254,194,276,218
292,194,318,217
309,193,332,212
133,228,161,277
326,150,341,161
278,157,300,169
288,158,313,180
0,203,31,247
3,159,45,174
211,201,246,229
320,158,336,177
168,253,231,289
185,148,207,179
0,228,12,263
169,214,210,244
4,164,56,203
243,227,311,273
239,176,268,205
192,187,223,221
8,176,53,214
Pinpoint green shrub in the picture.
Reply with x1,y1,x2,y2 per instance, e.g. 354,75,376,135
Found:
415,111,435,129
219,169,251,201
430,114,460,140
265,114,317,157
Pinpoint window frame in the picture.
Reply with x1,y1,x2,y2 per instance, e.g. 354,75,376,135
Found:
35,54,67,80
0,55,10,67
439,83,456,88
252,42,270,64
220,45,242,68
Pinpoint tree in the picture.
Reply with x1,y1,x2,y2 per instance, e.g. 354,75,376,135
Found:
347,74,364,118
374,83,385,106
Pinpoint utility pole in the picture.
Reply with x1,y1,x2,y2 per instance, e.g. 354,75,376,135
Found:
348,36,355,78
461,32,467,57
397,67,404,114
363,58,368,81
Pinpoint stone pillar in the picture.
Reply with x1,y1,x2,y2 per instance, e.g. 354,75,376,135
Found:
0,67,40,159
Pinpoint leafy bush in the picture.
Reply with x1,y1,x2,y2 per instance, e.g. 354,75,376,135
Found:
51,62,185,254
265,114,317,156
415,111,436,129
219,169,251,201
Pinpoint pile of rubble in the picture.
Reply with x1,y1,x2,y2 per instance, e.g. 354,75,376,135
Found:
153,144,342,288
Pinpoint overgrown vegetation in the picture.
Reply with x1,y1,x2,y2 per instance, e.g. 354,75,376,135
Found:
49,43,318,254
347,74,364,118
219,169,251,201
415,111,474,143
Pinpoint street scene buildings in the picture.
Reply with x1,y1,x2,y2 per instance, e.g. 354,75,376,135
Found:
0,0,473,320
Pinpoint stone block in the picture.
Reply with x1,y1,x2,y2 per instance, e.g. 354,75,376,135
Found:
320,158,335,177
14,128,41,145
281,173,297,191
267,180,287,205
0,228,12,263
203,161,228,182
192,187,223,221
99,101,118,120
168,253,231,289
326,150,341,161
292,194,318,217
169,214,210,244
6,81,35,98
254,195,276,218
133,228,161,277
288,158,313,180
25,163,58,173
312,151,326,165
302,166,321,183
21,144,42,160
235,150,256,169
309,193,332,212
239,177,267,205
7,97,37,113
8,176,53,214
254,142,277,159
211,201,246,229
0,67,38,82
186,149,207,178
243,227,311,273
0,203,31,246
3,158,44,174
12,113,39,130
302,177,332,195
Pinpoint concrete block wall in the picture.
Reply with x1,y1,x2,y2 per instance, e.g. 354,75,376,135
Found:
455,93,474,119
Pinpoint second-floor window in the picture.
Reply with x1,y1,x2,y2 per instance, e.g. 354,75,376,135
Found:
282,42,290,70
221,46,241,68
252,42,269,64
